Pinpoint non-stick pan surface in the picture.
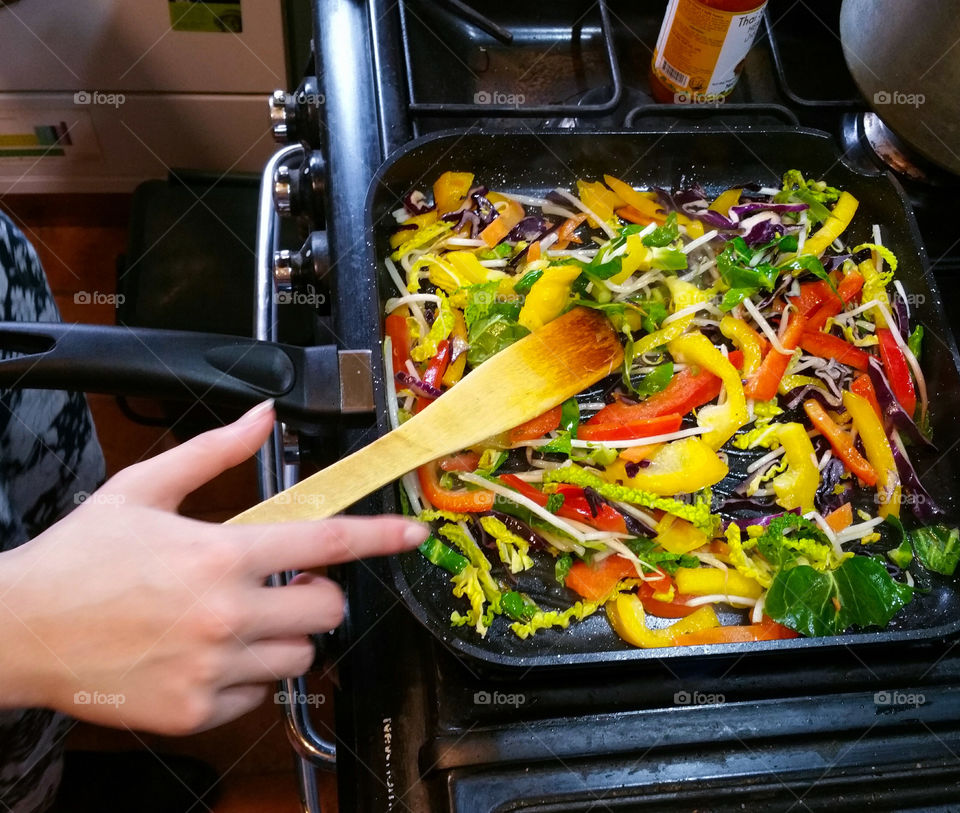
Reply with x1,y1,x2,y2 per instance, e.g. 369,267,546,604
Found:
367,128,960,668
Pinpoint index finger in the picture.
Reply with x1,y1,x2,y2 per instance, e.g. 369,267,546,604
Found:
229,515,429,576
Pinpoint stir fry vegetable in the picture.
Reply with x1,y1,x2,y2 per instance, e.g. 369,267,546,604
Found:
384,169,956,648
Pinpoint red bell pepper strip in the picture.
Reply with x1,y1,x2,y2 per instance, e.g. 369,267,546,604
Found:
743,311,807,401
805,269,865,331
422,339,451,390
803,399,878,485
499,474,627,534
799,331,871,372
439,451,481,472
638,579,699,618
587,351,743,426
418,460,494,513
577,413,682,442
508,405,563,444
851,373,883,420
565,554,637,601
385,313,411,375
876,327,917,416
794,280,833,317
672,616,799,646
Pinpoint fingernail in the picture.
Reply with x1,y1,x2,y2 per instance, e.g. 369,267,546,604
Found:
403,522,430,548
238,399,275,425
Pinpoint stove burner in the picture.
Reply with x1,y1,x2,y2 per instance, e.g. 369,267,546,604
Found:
842,112,955,187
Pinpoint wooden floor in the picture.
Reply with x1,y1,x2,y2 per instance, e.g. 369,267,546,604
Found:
1,195,338,812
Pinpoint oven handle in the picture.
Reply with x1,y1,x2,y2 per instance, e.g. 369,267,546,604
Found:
256,144,338,770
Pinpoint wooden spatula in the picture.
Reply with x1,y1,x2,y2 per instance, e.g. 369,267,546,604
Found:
227,307,623,524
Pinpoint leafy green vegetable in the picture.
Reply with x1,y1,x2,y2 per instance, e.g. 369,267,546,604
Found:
751,513,839,571
624,537,700,574
546,493,566,514
649,247,688,272
555,553,573,584
502,591,539,621
560,398,580,437
480,515,535,574
513,268,543,295
636,299,669,333
908,325,923,362
887,540,914,570
716,237,782,312
779,254,835,293
909,524,960,576
474,448,508,477
463,281,521,326
775,170,840,224
418,535,468,574
466,313,530,367
765,555,913,637
540,430,573,455
571,445,619,467
633,362,674,398
642,212,679,248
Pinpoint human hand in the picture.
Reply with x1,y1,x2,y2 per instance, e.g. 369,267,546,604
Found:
0,401,427,734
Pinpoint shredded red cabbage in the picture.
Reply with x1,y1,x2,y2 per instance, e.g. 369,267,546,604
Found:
395,371,442,400
404,190,433,215
866,358,934,448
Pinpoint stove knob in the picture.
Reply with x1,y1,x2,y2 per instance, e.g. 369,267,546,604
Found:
272,231,329,293
273,164,293,217
267,76,323,147
269,89,290,142
271,151,326,226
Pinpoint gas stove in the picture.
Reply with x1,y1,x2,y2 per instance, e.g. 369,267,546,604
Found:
259,2,960,810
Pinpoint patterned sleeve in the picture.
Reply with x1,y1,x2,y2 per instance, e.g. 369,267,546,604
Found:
0,211,106,813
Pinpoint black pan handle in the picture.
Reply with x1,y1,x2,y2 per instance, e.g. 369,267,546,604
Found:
0,322,374,424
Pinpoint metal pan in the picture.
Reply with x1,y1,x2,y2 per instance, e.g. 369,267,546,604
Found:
368,128,960,668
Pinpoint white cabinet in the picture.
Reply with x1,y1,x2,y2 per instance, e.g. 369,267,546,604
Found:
0,1,288,192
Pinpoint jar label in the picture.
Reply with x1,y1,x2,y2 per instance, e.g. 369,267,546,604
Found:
652,0,766,100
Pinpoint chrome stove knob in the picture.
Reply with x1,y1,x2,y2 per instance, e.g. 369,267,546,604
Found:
269,89,289,142
273,164,293,216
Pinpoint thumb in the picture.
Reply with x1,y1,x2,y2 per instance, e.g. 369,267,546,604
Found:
110,400,275,510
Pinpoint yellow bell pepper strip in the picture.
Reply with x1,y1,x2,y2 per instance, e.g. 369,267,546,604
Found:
433,171,474,214
631,278,711,357
441,309,468,387
447,250,498,285
843,389,902,518
608,233,650,284
800,191,859,257
517,264,582,332
770,422,819,513
602,436,728,496
679,214,705,239
719,315,768,377
577,179,622,226
675,566,764,600
388,210,439,249
669,332,749,449
802,399,878,485
709,188,741,216
655,514,709,554
606,592,719,648
602,175,667,223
